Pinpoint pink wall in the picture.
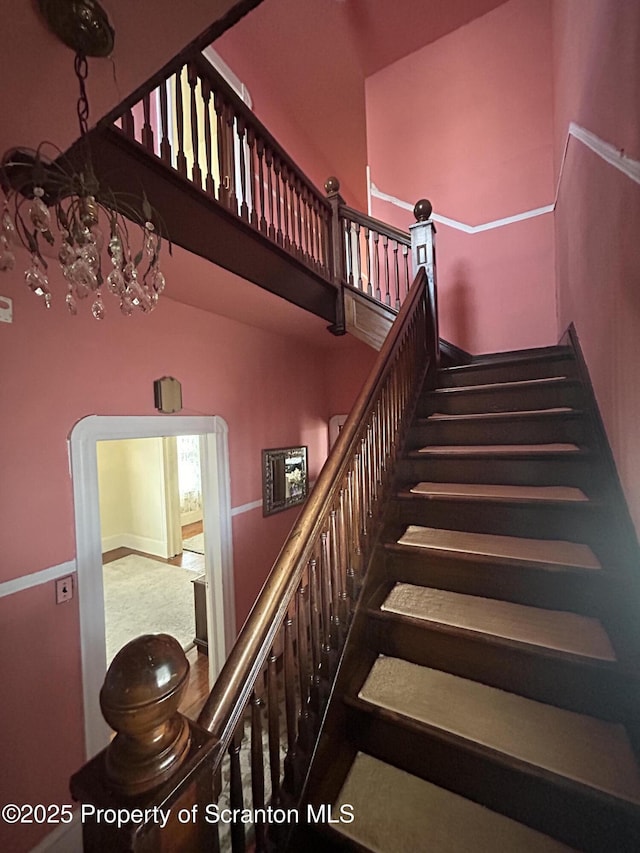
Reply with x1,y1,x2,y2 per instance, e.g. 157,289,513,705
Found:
0,261,368,851
365,0,557,354
214,0,369,208
552,0,640,535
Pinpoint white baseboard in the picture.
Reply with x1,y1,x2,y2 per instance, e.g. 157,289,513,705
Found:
30,812,82,853
101,533,169,559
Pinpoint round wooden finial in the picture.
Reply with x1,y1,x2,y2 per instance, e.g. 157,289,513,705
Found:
414,199,433,222
325,176,340,194
100,634,191,796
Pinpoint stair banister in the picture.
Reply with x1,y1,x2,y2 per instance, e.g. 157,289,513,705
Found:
70,266,435,852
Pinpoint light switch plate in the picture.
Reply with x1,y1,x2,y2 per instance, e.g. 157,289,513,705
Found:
56,576,74,604
0,296,13,324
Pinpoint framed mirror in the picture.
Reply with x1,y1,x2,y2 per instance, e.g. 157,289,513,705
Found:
262,446,308,516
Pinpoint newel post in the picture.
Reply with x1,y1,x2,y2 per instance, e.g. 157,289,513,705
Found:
325,176,346,335
70,635,219,853
409,198,439,368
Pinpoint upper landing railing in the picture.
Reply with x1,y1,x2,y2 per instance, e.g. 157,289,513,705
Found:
104,51,432,325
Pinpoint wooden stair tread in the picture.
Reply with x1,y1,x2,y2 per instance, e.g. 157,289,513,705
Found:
409,482,589,502
358,657,640,804
397,525,601,569
334,752,575,852
427,407,574,421
417,443,581,455
380,582,614,660
431,376,569,394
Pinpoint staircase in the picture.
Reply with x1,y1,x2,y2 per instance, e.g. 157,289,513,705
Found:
298,344,640,852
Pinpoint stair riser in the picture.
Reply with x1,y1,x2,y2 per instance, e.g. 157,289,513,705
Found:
346,704,640,853
418,382,583,416
366,612,640,727
438,355,577,387
389,496,607,556
395,455,595,490
407,414,587,447
383,548,610,616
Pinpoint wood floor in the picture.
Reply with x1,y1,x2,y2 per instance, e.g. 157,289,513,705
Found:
180,646,210,720
102,521,210,719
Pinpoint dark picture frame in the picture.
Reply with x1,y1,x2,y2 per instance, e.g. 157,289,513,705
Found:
262,446,308,516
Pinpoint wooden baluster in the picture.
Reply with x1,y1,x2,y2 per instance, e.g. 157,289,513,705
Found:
237,118,249,221
246,127,258,228
201,78,215,196
347,468,362,583
174,68,188,178
305,188,313,263
251,693,267,853
321,204,331,275
187,64,202,188
308,557,322,709
359,440,369,541
296,574,312,753
339,487,355,617
282,165,291,248
299,185,307,257
265,148,275,240
229,726,245,852
267,649,281,808
355,222,363,290
142,92,155,153
159,81,172,164
345,219,354,285
403,243,410,305
364,227,372,295
312,198,321,268
393,240,401,308
274,157,283,245
329,510,343,647
319,530,335,673
282,609,298,796
225,104,238,213
121,106,135,140
352,453,363,560
383,234,390,305
295,179,304,257
214,90,227,204
256,138,267,233
373,231,381,300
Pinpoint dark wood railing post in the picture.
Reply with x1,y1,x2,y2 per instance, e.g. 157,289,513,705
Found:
70,635,219,853
410,198,439,369
325,176,346,336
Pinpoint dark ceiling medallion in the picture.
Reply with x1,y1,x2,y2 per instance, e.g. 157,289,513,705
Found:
37,0,115,57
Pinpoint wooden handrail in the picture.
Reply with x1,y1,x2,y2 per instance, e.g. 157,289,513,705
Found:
197,267,429,738
339,204,410,247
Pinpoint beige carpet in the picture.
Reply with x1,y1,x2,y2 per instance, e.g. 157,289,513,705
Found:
336,752,575,852
103,554,198,663
183,532,205,554
397,525,601,569
359,657,640,804
381,583,616,660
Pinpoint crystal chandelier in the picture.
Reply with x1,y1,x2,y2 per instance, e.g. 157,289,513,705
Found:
0,1,167,318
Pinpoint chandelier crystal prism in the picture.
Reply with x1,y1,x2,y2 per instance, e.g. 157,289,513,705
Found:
0,1,168,319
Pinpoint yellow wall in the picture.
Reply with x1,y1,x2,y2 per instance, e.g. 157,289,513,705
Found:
97,437,171,557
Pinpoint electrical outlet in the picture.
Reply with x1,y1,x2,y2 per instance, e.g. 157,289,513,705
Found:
56,575,74,604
